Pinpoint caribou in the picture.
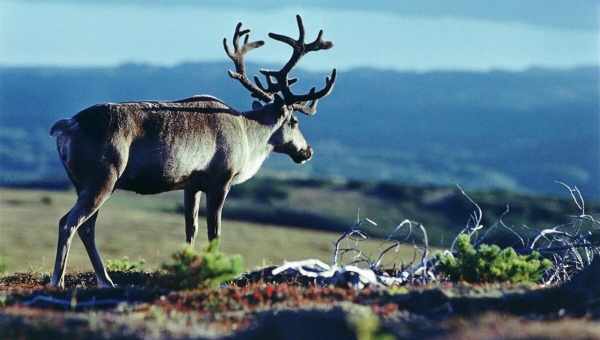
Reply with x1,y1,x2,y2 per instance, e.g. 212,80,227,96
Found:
48,15,336,288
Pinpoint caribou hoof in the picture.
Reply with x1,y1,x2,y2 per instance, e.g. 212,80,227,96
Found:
97,279,116,288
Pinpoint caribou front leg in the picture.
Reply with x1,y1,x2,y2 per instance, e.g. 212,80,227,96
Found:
184,188,202,246
205,178,232,241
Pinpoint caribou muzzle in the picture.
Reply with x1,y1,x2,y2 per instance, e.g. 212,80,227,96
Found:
292,145,313,164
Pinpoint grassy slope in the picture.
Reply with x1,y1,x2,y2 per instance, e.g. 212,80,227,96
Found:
0,188,416,272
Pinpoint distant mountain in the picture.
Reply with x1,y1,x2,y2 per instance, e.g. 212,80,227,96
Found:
0,63,598,199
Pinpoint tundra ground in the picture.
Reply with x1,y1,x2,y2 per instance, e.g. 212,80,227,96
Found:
1,271,599,339
2,188,599,339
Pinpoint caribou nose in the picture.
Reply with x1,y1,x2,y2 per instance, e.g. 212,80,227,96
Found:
305,146,313,159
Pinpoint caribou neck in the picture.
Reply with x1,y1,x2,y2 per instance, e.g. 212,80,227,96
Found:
241,105,285,154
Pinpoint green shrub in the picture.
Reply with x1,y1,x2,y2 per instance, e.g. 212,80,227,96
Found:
437,234,553,283
106,257,145,272
162,240,244,289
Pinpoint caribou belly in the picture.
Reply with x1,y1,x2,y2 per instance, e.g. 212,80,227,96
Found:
117,139,211,194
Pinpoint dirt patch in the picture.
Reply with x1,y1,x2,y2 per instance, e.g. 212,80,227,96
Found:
1,270,599,339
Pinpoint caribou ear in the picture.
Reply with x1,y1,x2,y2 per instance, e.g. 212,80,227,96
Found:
270,94,289,118
252,100,263,110
273,93,285,107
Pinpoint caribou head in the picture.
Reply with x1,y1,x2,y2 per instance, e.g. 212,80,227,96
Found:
223,15,336,164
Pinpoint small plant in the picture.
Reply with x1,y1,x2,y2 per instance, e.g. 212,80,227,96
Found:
345,304,394,340
162,239,244,289
437,234,552,284
106,257,145,272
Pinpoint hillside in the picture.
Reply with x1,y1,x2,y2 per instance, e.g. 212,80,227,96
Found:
0,64,598,198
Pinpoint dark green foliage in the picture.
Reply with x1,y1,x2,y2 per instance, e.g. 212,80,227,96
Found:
162,240,244,289
106,257,145,272
437,234,553,283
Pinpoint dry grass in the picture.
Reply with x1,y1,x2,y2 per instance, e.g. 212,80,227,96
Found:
0,188,417,273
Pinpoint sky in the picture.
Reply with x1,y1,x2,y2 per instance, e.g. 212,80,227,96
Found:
0,0,598,71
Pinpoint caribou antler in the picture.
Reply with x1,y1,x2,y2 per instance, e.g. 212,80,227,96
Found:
262,15,336,115
223,23,273,102
224,15,336,115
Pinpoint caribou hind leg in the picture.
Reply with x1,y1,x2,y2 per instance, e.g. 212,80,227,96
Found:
50,170,118,288
78,211,114,287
